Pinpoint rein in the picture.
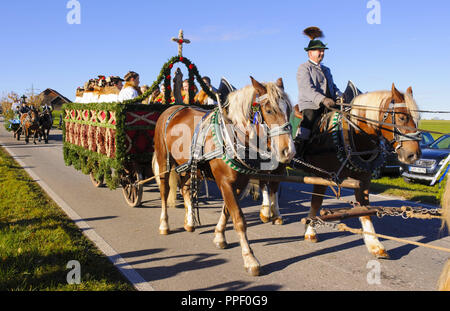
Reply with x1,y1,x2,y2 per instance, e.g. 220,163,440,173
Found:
380,100,422,151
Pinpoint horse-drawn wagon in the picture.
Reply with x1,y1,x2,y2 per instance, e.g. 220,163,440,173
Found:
62,47,217,207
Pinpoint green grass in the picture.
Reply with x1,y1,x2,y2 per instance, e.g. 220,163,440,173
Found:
370,175,447,206
52,110,63,128
371,119,449,206
0,146,135,291
419,120,450,139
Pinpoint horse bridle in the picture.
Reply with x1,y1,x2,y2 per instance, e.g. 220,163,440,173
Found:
382,99,422,151
252,94,292,138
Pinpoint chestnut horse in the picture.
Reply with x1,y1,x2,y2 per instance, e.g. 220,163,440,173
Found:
153,77,295,275
19,109,40,144
274,84,422,258
438,180,450,290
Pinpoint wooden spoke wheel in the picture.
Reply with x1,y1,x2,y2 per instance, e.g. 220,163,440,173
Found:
90,172,104,188
122,170,143,207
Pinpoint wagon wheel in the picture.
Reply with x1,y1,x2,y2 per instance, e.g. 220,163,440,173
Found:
122,170,144,207
90,172,104,188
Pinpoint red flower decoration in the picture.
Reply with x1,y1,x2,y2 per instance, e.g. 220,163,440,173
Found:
189,64,194,70
252,102,259,107
178,39,183,44
167,86,171,90
179,57,184,61
169,63,173,69
166,75,171,79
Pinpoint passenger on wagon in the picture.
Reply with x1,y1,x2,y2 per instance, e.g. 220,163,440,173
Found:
19,100,31,115
118,71,142,102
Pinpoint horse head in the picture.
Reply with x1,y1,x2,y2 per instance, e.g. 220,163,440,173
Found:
381,84,421,164
250,77,295,164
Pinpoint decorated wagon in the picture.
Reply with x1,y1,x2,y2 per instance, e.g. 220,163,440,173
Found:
62,31,217,207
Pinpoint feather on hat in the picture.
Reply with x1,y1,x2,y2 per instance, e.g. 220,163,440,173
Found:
303,27,324,40
303,26,328,51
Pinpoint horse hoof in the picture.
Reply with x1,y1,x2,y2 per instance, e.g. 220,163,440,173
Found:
374,249,390,259
214,241,228,249
245,265,260,276
184,225,195,233
259,212,270,224
304,234,318,243
159,229,169,235
272,217,283,225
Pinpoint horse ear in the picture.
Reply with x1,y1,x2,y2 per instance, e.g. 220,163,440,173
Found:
250,76,267,96
406,86,413,97
391,83,403,102
276,78,284,90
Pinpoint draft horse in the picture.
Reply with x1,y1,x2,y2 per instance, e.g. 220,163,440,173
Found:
38,109,52,144
18,108,40,144
287,83,422,258
153,77,295,275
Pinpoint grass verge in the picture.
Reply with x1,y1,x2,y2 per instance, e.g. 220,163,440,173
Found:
0,146,135,291
370,175,447,206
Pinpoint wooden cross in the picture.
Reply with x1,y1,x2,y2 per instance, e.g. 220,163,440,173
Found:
171,29,191,57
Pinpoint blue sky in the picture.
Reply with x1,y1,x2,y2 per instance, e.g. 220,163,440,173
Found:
0,0,449,119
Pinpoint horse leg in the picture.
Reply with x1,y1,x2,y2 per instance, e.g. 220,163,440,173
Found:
154,155,171,235
355,181,389,259
46,128,49,143
167,169,180,208
213,204,230,249
259,182,271,223
180,176,195,232
304,184,327,243
25,128,29,144
269,182,283,225
220,182,260,276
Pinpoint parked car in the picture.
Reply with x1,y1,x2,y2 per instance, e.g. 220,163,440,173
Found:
400,134,450,185
372,132,437,179
420,132,435,148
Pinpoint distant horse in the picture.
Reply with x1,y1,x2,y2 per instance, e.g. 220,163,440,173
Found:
153,77,295,275
438,180,450,290
19,108,40,144
39,109,52,144
283,84,422,258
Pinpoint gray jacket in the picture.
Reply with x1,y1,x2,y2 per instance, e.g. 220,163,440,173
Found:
297,60,342,111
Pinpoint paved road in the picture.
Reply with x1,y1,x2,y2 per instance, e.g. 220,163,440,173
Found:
1,119,449,291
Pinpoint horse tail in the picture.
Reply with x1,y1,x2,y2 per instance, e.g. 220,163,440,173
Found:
240,179,261,201
438,180,450,291
438,259,450,291
152,153,161,187
152,147,179,208
441,180,450,231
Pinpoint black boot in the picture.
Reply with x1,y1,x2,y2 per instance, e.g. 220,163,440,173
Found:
294,138,307,159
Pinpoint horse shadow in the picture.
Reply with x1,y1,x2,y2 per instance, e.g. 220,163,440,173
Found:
125,252,227,283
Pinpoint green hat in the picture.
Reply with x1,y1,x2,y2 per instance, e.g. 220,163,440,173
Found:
304,39,328,51
303,26,328,51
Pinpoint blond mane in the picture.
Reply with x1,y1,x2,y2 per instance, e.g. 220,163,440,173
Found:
225,82,292,126
350,90,420,129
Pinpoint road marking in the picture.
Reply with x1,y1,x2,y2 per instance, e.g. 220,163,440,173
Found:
0,140,154,291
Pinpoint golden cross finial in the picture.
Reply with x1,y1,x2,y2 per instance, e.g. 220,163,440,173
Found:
171,29,191,57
